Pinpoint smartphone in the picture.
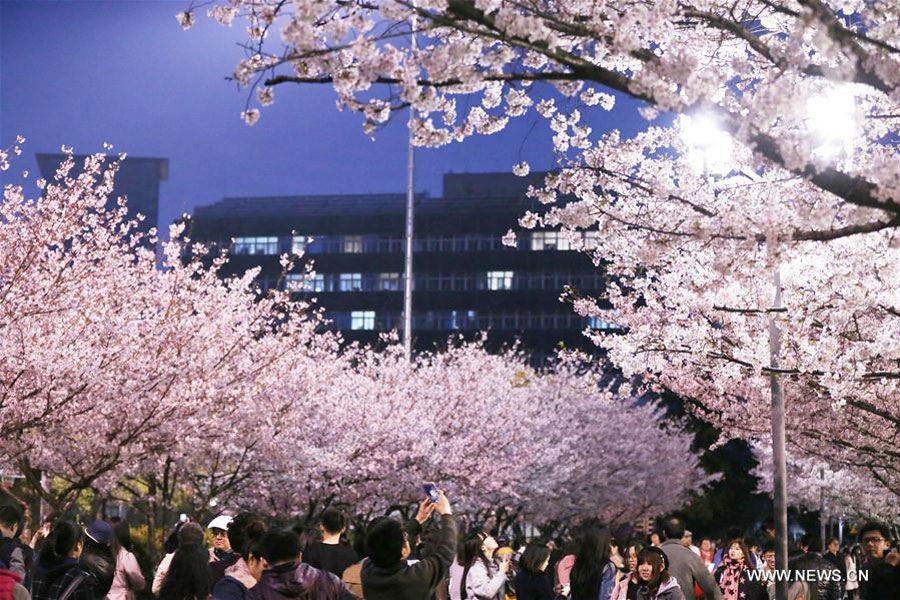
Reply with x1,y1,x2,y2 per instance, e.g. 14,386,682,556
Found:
179,513,188,523
422,482,439,503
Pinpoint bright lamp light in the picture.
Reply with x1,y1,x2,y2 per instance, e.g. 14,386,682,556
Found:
680,114,734,175
807,86,858,160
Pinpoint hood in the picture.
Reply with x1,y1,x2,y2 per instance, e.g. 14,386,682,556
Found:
0,568,23,584
260,562,343,600
225,557,257,589
656,577,681,597
36,556,81,581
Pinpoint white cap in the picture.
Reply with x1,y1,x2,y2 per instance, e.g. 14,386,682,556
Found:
207,515,233,531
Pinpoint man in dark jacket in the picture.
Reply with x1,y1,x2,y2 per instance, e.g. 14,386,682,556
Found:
361,490,457,600
857,522,900,600
0,506,27,580
245,529,357,600
789,534,839,600
659,517,723,600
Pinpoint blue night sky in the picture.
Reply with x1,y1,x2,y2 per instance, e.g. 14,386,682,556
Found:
1,0,646,231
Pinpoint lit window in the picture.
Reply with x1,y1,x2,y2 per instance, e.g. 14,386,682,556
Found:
378,273,401,291
589,316,620,330
291,236,310,254
286,273,325,292
233,236,279,255
351,311,375,330
339,273,362,292
343,236,363,253
583,231,601,250
487,271,514,290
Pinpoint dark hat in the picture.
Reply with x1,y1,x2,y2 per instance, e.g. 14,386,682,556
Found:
85,520,114,547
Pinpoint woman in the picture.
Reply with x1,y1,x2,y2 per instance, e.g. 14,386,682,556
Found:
635,547,683,600
212,513,267,600
570,522,617,600
611,541,644,600
514,544,554,600
30,520,96,600
106,520,145,600
699,540,715,573
461,531,510,600
714,539,764,600
844,544,861,600
153,522,205,595
158,533,211,600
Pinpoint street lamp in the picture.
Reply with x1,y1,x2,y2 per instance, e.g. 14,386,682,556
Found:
403,6,418,363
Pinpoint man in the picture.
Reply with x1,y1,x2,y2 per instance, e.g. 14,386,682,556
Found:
789,533,840,600
208,514,239,587
303,508,359,578
823,538,845,598
659,516,723,600
245,529,356,600
361,490,457,600
761,541,777,600
857,522,900,600
0,506,26,579
681,530,701,556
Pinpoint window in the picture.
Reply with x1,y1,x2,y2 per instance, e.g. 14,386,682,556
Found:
233,236,279,255
291,236,309,254
351,311,376,330
583,230,601,250
339,273,363,292
340,235,362,253
487,271,514,290
378,272,401,291
589,316,619,330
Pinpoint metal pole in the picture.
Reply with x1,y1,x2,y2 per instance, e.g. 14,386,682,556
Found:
820,467,826,552
769,264,789,600
402,7,417,362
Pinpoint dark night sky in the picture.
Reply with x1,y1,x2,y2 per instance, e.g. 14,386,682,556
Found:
1,0,646,232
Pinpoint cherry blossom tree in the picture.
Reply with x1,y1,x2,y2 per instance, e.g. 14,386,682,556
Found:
185,0,900,521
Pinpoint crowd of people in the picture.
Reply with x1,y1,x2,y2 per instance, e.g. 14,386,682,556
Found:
1,497,898,600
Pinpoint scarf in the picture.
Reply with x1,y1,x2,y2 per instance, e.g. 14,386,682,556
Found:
719,556,746,600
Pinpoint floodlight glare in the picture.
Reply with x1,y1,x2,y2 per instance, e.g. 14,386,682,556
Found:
807,86,858,160
680,114,734,175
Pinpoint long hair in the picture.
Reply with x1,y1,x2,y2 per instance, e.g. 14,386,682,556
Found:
571,522,612,600
460,531,492,600
39,520,83,564
637,547,671,598
158,543,211,600
113,519,133,552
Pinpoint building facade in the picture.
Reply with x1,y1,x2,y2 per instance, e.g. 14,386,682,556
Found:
188,172,615,356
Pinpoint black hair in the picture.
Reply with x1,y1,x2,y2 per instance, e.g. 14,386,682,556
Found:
113,519,132,552
801,533,822,553
256,529,302,566
39,520,83,563
365,518,405,568
228,513,267,558
158,542,211,600
571,522,612,600
761,540,776,554
623,540,645,572
0,505,21,529
460,531,492,599
320,508,347,535
859,522,891,543
637,547,671,597
177,522,205,547
660,517,685,541
520,543,551,575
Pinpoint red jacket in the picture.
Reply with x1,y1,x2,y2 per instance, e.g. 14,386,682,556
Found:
0,567,25,600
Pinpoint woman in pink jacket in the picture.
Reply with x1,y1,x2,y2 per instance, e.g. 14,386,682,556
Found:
106,519,146,600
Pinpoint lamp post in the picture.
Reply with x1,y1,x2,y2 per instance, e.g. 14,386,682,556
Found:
402,6,417,362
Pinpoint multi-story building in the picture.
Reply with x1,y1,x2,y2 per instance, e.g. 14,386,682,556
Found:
188,172,615,357
36,153,167,236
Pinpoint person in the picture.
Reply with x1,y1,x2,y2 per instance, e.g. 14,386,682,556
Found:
856,523,900,600
206,515,237,570
157,526,211,600
569,522,616,600
152,522,205,595
302,509,359,579
30,520,96,600
635,547,684,600
698,540,714,574
790,534,840,600
459,531,509,600
822,537,844,599
80,521,117,598
106,520,144,600
612,541,644,600
759,541,776,600
514,544,554,600
212,513,267,600
844,544,861,600
244,529,355,600
0,559,29,600
680,533,700,557
0,506,27,581
650,534,662,548
714,539,764,600
659,518,722,600
361,490,457,600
